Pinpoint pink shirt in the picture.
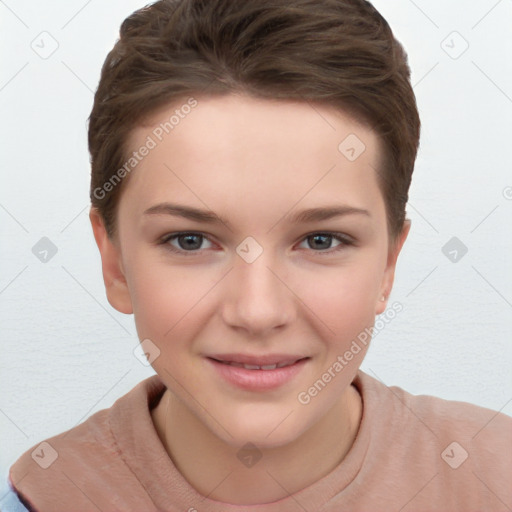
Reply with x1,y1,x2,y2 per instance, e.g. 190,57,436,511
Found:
7,370,512,511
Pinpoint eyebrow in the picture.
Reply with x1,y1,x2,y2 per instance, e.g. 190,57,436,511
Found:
143,202,370,228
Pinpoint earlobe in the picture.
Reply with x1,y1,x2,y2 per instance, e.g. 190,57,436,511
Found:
375,219,411,315
89,208,133,314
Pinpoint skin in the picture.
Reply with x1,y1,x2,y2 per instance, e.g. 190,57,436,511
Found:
90,93,410,505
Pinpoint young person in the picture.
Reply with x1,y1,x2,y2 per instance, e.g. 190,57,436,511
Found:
3,0,511,510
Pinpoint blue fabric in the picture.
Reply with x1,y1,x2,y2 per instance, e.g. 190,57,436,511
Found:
0,475,29,512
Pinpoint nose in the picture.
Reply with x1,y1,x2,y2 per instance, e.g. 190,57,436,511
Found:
220,253,295,337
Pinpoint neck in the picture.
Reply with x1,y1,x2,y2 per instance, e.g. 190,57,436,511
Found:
151,383,362,505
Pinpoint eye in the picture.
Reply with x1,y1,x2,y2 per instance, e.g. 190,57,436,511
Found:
297,232,353,253
160,232,214,254
158,231,354,256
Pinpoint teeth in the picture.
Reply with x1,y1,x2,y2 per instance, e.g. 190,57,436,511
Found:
220,359,299,370
277,360,297,368
226,361,244,368
243,364,262,370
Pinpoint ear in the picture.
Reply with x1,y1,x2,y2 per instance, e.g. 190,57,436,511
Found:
375,219,411,315
89,208,133,314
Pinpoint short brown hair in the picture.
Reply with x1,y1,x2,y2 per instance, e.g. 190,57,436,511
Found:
88,0,420,242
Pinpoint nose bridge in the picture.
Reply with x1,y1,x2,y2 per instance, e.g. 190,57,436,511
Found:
221,247,293,334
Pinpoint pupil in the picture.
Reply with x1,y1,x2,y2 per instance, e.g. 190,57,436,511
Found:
311,234,330,250
181,234,201,250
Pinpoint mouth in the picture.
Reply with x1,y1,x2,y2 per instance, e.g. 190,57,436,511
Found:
205,355,311,391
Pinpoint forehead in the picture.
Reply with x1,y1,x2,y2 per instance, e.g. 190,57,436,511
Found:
121,94,384,226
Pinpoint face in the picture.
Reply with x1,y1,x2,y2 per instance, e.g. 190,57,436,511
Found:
91,94,409,449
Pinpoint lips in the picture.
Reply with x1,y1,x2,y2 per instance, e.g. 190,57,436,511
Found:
206,355,310,391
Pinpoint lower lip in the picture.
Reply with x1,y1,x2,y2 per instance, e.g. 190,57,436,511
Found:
206,357,309,391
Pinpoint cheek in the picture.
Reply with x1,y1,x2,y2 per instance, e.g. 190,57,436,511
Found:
128,263,208,379
291,259,382,364
127,253,220,346
297,259,381,322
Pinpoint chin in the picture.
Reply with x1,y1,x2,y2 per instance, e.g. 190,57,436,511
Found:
215,409,310,450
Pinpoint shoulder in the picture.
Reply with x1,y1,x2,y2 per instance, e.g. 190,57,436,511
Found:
357,369,512,445
384,374,512,452
0,474,29,512
8,375,166,512
8,404,118,512
354,370,512,510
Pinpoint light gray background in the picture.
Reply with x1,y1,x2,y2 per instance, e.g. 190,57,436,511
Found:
1,0,511,479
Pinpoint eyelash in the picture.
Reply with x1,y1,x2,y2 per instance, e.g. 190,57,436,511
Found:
158,231,355,256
